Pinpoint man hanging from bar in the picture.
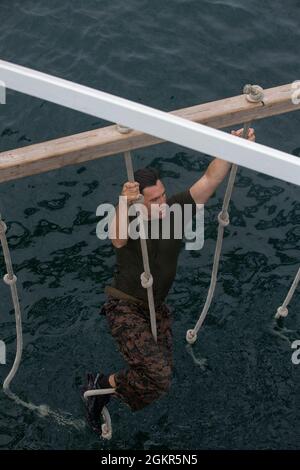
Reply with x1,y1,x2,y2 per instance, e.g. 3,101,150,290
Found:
81,127,256,435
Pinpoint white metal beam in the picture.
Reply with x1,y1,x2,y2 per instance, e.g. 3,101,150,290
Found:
0,59,299,186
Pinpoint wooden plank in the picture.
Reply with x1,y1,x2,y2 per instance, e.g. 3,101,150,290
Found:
0,59,299,183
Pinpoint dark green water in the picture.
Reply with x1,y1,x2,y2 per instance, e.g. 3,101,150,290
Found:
0,0,299,450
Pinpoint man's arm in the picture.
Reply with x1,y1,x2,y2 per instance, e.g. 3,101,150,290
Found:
189,127,255,204
109,181,140,249
109,201,129,249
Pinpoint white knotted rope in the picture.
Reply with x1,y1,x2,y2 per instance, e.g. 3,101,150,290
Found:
186,85,264,344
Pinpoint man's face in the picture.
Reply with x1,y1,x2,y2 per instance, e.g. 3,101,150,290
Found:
142,179,167,219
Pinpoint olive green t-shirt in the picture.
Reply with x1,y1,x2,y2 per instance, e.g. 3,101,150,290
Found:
108,188,198,305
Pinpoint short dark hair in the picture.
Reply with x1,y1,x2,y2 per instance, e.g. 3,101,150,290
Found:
133,167,160,194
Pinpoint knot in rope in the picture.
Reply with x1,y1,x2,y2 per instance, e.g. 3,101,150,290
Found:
186,329,197,344
218,211,230,227
276,306,289,318
3,273,17,285
274,268,299,319
140,272,153,289
243,84,264,103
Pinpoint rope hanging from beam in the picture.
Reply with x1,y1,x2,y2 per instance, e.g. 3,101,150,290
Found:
186,84,264,344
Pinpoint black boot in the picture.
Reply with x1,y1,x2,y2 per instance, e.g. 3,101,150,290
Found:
80,372,112,436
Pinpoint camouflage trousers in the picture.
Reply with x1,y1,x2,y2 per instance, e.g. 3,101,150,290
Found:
100,296,173,412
